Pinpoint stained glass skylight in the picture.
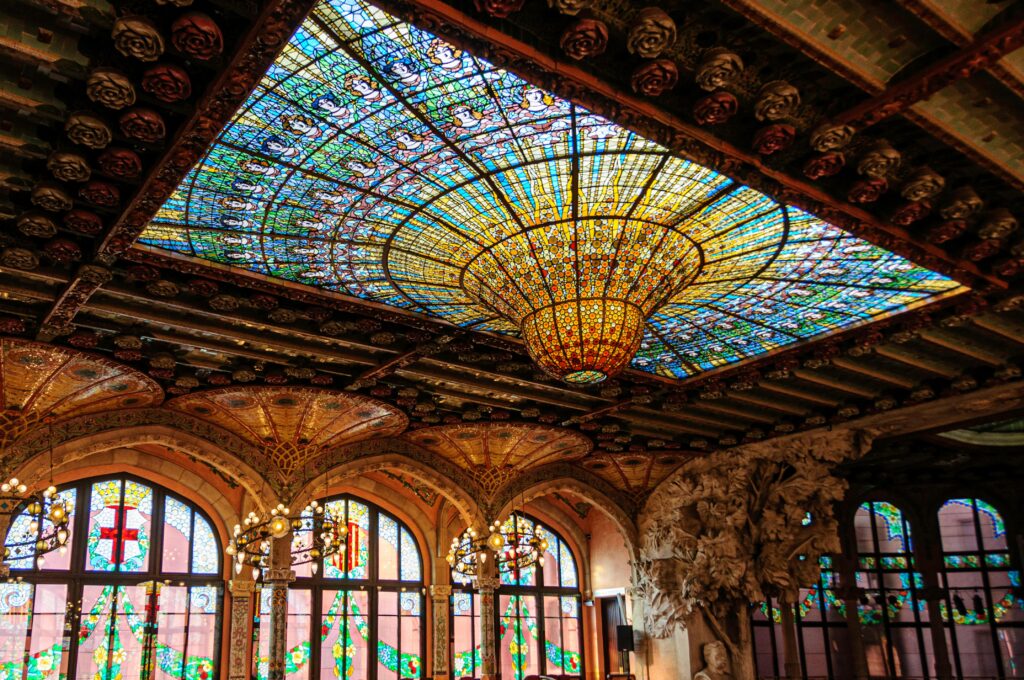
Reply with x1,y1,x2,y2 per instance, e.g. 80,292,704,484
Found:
140,0,965,382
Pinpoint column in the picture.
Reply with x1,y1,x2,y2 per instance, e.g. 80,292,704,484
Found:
228,577,257,680
266,537,295,680
778,595,801,680
835,557,868,680
920,585,953,680
430,585,452,680
476,575,500,680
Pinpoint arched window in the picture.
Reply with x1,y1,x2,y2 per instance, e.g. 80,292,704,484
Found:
937,498,1023,678
451,513,583,680
854,501,933,678
0,475,222,680
752,514,848,679
254,495,424,680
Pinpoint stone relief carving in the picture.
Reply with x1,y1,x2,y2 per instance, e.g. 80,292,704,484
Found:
694,641,733,680
635,430,863,680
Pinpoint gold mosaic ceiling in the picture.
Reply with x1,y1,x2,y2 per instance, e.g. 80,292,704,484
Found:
0,339,164,445
166,386,408,475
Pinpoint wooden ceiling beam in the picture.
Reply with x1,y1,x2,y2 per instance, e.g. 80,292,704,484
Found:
917,329,1007,366
874,344,961,377
729,392,811,417
970,315,1024,350
758,382,842,407
830,356,919,389
791,369,879,399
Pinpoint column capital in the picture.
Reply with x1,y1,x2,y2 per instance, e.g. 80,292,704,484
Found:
476,576,500,592
430,584,453,598
265,567,295,583
229,578,257,595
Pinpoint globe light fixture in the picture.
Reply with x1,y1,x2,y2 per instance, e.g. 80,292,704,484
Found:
447,512,549,579
1,479,71,567
227,500,345,579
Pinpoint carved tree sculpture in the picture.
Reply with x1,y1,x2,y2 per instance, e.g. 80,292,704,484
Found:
636,433,860,680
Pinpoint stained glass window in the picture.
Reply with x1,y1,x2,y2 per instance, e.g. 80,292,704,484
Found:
937,498,1023,678
1,475,223,680
255,494,423,679
451,514,582,679
140,0,964,383
854,501,933,679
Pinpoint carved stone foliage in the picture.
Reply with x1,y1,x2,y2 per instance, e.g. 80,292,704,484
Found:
635,431,864,678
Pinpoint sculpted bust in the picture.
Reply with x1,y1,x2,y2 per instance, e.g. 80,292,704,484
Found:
694,641,732,680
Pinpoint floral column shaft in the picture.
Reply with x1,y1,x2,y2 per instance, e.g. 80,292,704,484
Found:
430,585,452,679
228,578,256,680
476,576,501,680
266,536,295,680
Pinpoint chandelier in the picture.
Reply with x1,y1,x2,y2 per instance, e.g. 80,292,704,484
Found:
1,478,71,567
447,513,549,579
464,219,702,384
227,500,345,579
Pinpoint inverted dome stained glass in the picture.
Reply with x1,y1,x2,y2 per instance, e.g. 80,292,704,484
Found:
140,0,965,381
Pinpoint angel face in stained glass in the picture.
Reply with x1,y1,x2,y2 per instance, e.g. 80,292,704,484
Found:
281,113,323,139
220,215,254,230
220,196,258,212
345,159,378,177
390,129,425,152
384,58,422,88
238,158,280,177
425,39,464,71
518,87,555,114
232,178,265,195
312,92,352,121
345,73,382,101
450,104,484,129
260,135,300,158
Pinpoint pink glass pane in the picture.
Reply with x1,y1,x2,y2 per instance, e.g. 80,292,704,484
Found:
377,592,399,680
400,615,421,678
40,489,76,572
0,583,31,676
378,515,399,581
28,583,69,677
255,590,272,680
155,586,189,680
938,500,979,553
74,585,115,680
500,595,538,680
288,589,312,680
185,586,220,677
321,590,369,680
452,592,480,678
161,498,192,573
75,585,149,680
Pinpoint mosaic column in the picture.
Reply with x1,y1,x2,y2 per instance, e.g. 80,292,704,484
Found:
430,585,452,680
476,576,500,680
228,578,256,680
266,537,295,680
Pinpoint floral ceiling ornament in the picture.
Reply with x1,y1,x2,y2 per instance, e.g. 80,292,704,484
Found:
754,81,800,122
847,178,888,204
630,59,679,96
809,122,854,152
752,124,795,155
940,186,984,220
141,64,193,103
64,113,112,149
97,147,143,179
693,91,738,125
560,18,608,60
79,180,120,208
1,248,39,271
46,152,91,183
86,68,136,109
856,141,900,178
119,108,167,143
802,152,845,180
30,184,73,212
170,12,224,60
112,16,166,62
901,167,946,202
545,0,591,15
627,7,677,58
473,0,525,18
16,213,58,239
977,208,1018,240
63,209,104,236
695,47,744,91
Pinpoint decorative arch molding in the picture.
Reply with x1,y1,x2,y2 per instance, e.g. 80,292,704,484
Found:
5,410,276,510
522,496,595,599
489,464,638,555
296,438,485,526
37,451,241,555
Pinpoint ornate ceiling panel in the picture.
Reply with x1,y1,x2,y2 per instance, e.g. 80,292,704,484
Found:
141,0,963,383
0,338,163,437
166,386,407,474
404,422,591,493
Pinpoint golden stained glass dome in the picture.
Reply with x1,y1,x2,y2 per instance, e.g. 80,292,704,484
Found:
140,0,965,384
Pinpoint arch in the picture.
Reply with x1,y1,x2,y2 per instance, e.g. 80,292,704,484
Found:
491,469,639,562
293,438,486,527
6,415,278,512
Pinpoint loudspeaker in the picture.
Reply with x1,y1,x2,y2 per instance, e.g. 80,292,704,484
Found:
616,624,634,652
